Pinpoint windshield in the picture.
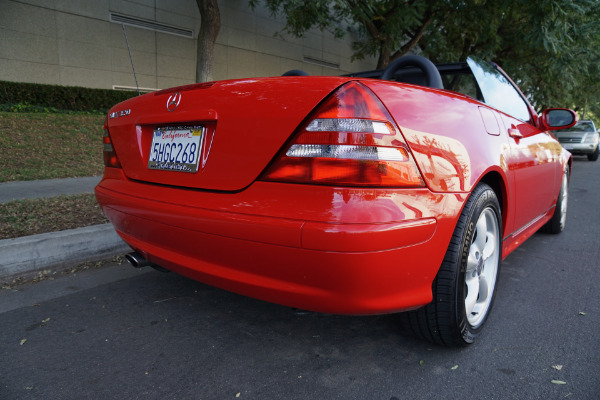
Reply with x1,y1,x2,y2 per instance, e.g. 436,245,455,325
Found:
466,57,531,122
557,121,595,132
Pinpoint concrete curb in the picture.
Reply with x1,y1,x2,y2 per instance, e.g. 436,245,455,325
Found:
0,224,130,282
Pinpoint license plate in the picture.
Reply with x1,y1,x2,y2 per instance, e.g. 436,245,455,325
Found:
563,144,573,150
148,126,204,173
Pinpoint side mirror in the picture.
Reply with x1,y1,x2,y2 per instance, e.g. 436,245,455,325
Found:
539,108,578,131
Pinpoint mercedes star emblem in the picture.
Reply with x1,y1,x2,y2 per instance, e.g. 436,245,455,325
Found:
166,92,182,112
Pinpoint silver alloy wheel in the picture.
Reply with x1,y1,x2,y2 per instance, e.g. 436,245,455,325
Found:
559,171,569,229
464,207,500,328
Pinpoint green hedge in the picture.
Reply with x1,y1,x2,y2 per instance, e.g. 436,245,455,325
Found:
0,80,139,113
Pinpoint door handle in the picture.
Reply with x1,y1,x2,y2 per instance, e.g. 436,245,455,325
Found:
508,128,523,139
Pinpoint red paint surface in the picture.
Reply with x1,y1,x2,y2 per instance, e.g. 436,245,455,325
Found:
97,75,570,314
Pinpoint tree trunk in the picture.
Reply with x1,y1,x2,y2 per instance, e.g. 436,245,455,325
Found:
196,0,221,83
377,45,391,70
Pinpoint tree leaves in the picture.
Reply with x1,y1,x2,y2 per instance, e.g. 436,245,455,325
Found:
250,0,600,115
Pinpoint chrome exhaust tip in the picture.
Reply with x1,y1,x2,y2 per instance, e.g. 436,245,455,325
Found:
124,252,170,273
125,252,151,268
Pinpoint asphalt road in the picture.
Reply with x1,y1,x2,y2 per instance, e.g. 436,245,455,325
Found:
1,158,599,400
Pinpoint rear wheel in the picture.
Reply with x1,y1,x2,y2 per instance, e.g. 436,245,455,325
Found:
400,183,501,346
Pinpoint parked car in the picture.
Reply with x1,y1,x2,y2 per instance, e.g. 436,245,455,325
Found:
553,119,599,161
96,56,576,346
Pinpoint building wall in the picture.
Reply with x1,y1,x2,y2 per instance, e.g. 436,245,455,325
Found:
0,0,376,90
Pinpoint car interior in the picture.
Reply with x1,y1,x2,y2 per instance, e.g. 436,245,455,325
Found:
282,60,485,102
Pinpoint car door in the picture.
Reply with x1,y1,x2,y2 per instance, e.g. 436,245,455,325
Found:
500,114,562,230
467,57,562,236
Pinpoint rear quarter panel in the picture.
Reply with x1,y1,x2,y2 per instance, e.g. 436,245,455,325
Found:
364,81,515,233
365,81,510,192
366,80,570,259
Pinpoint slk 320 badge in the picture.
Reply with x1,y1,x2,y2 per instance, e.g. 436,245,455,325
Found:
109,109,131,119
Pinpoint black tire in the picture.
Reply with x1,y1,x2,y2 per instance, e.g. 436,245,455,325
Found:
588,146,599,161
400,183,502,346
543,166,569,234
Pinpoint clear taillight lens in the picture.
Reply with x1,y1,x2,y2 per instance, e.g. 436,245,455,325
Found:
103,119,121,168
305,118,395,134
285,144,408,161
261,81,424,187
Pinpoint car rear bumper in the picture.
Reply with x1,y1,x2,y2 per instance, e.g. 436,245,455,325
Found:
95,168,464,314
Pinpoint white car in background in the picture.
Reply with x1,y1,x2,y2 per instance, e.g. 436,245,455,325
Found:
554,119,600,161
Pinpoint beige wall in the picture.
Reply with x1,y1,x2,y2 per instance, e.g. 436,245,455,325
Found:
0,0,376,90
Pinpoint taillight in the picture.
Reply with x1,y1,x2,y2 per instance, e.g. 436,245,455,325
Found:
261,81,424,187
103,118,121,168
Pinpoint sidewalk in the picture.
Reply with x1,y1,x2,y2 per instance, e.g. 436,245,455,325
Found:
0,176,130,282
0,176,103,204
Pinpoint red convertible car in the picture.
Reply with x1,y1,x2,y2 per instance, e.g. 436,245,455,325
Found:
96,56,576,346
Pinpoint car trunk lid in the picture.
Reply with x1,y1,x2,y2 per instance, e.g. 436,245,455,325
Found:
106,77,351,191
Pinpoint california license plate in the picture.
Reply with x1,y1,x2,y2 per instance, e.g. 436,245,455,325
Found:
148,126,204,173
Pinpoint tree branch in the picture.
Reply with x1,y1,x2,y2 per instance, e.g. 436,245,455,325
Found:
390,8,436,60
346,0,384,42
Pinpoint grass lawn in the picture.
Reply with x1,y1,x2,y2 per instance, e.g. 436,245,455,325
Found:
0,111,108,238
0,112,105,182
0,194,108,240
